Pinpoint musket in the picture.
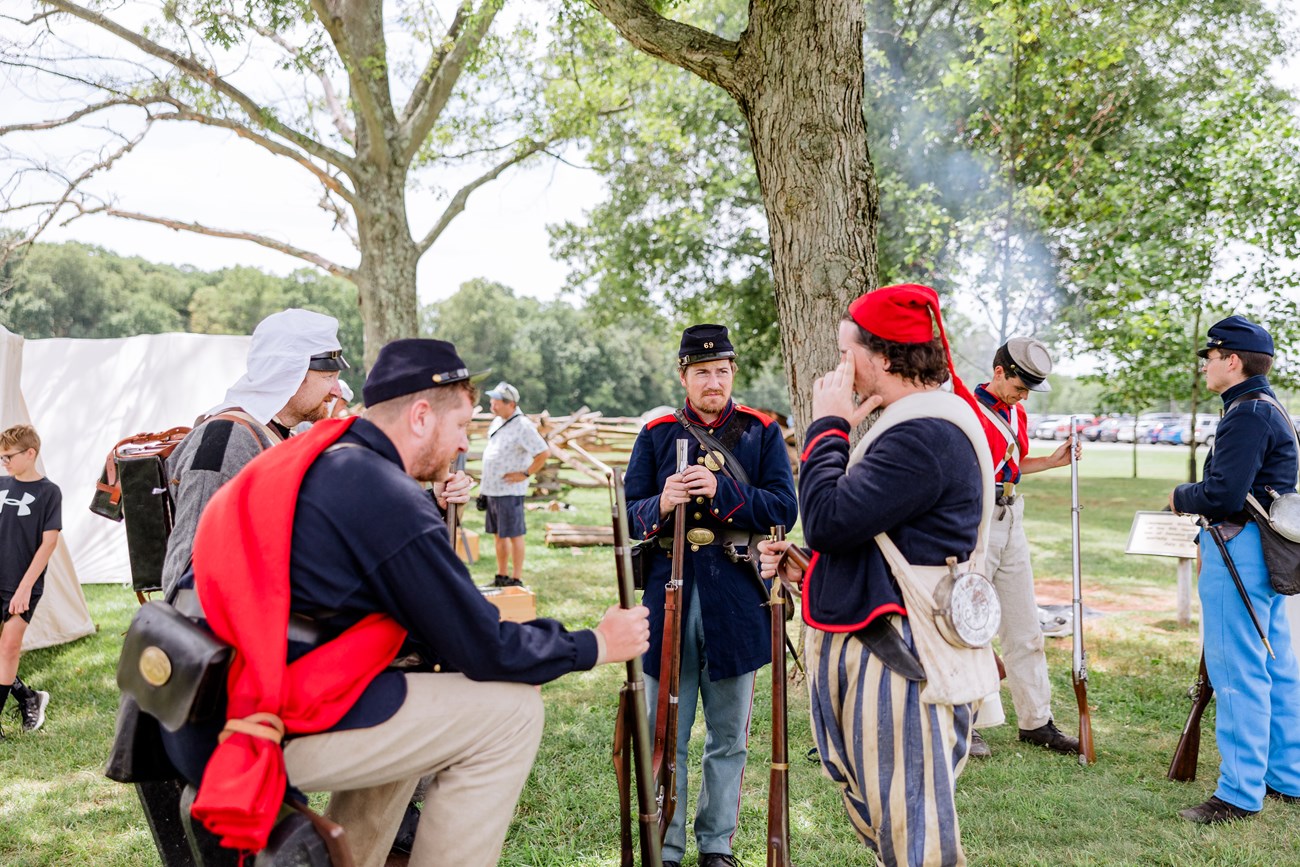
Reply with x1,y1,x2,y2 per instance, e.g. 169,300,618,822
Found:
1200,516,1275,659
610,471,663,867
1070,416,1097,765
650,440,689,841
1167,651,1213,782
766,526,794,867
446,452,466,547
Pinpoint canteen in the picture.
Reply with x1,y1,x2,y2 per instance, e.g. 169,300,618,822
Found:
1263,486,1300,543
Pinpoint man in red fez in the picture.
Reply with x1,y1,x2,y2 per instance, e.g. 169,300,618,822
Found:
761,284,995,866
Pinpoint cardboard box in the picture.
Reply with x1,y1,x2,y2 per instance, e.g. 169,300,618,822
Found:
480,585,536,623
454,528,480,563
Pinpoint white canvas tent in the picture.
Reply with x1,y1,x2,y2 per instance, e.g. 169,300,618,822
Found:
1,325,95,650
18,331,252,591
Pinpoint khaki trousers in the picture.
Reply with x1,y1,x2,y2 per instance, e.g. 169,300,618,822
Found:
283,673,544,867
977,497,1052,731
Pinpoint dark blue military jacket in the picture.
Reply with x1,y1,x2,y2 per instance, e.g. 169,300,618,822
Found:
624,400,798,681
163,419,598,785
1174,376,1299,520
799,414,982,630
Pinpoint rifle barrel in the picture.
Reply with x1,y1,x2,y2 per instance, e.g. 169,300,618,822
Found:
767,526,792,867
1070,416,1096,765
611,471,663,866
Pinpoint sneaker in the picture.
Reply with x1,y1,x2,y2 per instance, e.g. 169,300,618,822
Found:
1178,795,1257,824
700,855,739,867
1018,719,1079,755
968,730,992,758
1266,786,1300,804
18,690,49,733
492,574,511,587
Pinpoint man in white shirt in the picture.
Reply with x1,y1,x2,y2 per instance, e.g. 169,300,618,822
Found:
480,382,549,586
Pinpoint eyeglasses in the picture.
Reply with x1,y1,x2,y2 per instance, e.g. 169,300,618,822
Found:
0,451,26,464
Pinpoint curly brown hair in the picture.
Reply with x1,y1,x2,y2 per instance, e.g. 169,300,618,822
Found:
844,319,949,388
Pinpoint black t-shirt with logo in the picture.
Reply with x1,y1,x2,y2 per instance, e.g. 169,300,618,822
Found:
0,476,63,594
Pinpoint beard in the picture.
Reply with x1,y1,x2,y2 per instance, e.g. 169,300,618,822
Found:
693,390,729,414
409,439,453,484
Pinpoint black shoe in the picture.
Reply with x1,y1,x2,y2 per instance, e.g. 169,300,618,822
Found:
700,854,739,867
1018,720,1079,755
18,690,48,733
1179,796,1257,824
492,574,511,587
1266,785,1300,804
661,862,680,867
968,730,991,758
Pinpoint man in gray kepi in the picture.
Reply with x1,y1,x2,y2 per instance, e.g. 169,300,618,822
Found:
480,381,550,587
966,337,1081,756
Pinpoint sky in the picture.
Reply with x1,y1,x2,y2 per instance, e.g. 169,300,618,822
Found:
3,2,1298,318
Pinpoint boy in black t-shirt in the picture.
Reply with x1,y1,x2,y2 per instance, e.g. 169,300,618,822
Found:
0,424,60,738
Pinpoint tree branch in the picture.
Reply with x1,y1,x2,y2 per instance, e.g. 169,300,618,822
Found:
151,103,358,208
103,208,353,277
416,139,549,253
38,0,359,177
587,0,739,94
246,18,356,146
400,0,501,166
309,0,397,173
0,97,141,134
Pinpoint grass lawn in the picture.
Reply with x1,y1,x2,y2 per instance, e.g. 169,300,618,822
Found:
3,440,1295,866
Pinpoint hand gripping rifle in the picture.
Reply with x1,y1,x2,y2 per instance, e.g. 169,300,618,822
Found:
444,452,473,563
766,526,796,867
1069,417,1097,765
650,440,689,842
610,470,663,867
1167,651,1213,782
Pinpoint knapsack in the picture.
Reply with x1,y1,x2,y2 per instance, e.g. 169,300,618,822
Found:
90,413,268,595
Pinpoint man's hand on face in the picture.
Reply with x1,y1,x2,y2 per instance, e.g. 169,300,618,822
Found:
812,357,881,427
596,604,651,664
435,469,474,509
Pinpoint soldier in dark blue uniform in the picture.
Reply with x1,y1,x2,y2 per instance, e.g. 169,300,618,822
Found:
1171,316,1300,824
161,339,651,867
623,324,798,867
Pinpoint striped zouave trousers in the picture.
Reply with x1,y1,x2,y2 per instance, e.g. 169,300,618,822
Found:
808,620,977,866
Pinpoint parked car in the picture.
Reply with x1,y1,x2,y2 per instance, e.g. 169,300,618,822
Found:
1133,412,1183,444
1082,416,1129,442
1032,415,1067,440
1098,415,1135,442
1194,414,1219,445
1157,416,1193,445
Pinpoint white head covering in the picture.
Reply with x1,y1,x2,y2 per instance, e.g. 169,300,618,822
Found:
210,308,344,424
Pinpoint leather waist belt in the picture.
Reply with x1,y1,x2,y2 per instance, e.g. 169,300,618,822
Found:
657,528,752,550
995,482,1018,506
850,615,926,681
172,588,331,646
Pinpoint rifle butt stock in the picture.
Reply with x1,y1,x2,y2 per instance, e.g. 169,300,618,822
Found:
1167,652,1213,783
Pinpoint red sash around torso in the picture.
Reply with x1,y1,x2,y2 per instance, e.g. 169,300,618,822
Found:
190,416,408,852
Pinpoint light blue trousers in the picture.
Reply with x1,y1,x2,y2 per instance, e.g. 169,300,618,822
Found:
1200,523,1300,811
645,584,757,861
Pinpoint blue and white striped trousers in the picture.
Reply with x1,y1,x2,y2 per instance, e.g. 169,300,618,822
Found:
808,619,977,866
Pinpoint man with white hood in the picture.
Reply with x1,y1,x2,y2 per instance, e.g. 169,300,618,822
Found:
160,308,349,594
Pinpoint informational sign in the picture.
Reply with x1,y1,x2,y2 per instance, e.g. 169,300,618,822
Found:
1126,511,1199,559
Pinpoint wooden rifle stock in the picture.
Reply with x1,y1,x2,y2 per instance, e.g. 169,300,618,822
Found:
650,440,689,842
767,526,793,867
610,471,663,867
1168,651,1213,782
1069,417,1097,765
445,453,466,544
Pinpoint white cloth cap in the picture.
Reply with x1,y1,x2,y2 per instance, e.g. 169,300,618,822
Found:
210,308,343,424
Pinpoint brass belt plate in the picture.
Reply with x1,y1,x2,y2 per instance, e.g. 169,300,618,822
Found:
686,528,716,545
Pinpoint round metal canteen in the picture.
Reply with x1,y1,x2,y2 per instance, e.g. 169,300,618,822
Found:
1265,487,1300,543
933,560,1002,648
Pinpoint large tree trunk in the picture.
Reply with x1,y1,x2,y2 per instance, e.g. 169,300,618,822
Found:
354,171,421,369
738,0,879,430
589,0,879,432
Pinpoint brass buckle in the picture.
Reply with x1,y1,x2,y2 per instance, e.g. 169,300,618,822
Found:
686,528,716,546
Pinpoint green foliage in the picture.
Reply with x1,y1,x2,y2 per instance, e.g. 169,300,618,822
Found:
421,277,681,416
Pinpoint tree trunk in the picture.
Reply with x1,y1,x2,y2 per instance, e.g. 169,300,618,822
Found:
736,0,879,431
353,170,420,368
